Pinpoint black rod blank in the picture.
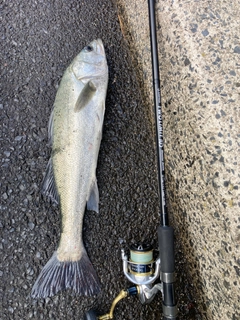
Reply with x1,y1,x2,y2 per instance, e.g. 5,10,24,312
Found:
148,0,168,227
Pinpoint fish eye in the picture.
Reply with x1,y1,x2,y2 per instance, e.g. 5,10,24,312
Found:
84,45,93,52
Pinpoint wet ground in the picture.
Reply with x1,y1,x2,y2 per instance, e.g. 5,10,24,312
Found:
1,0,200,319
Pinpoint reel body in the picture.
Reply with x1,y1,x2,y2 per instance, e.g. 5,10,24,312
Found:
121,243,161,304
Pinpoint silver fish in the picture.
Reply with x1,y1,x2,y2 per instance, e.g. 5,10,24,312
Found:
31,39,108,298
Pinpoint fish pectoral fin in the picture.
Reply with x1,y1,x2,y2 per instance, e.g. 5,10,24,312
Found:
41,157,59,204
74,81,97,112
48,107,54,145
87,179,99,213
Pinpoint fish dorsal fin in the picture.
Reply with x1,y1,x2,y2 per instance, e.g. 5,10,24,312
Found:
41,158,59,204
87,178,99,213
74,81,96,112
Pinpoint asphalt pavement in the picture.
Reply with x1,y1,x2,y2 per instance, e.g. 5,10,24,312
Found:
1,0,199,319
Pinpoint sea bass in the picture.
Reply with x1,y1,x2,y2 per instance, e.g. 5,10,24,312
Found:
31,39,108,298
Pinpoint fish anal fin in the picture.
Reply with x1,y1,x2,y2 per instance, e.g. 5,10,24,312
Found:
74,81,96,112
87,179,99,213
41,158,59,204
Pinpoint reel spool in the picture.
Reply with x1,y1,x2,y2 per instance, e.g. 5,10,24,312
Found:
129,243,154,278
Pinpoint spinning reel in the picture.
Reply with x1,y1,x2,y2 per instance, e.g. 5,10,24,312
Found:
84,243,162,320
121,243,161,305
84,235,177,320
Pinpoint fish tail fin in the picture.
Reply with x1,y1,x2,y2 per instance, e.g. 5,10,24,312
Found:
31,251,101,298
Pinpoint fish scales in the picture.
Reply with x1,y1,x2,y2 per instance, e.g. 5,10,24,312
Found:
55,77,102,260
31,39,108,298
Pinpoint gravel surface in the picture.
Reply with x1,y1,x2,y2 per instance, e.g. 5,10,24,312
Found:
1,0,199,319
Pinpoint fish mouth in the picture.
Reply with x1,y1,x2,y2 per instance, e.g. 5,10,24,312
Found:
95,39,105,55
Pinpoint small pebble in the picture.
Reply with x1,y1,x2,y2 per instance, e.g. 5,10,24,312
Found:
4,151,11,157
14,136,22,141
28,222,35,230
230,70,236,76
8,307,14,314
202,29,209,36
2,193,8,200
233,46,240,53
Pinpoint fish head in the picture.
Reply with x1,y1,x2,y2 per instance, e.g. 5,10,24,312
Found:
71,39,108,81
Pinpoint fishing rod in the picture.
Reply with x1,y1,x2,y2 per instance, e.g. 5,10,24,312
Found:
148,0,178,316
84,0,178,319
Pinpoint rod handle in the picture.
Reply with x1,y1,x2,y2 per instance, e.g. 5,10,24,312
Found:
158,226,175,272
158,226,178,319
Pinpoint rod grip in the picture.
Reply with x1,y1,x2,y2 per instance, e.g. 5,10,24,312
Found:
158,226,178,319
158,226,175,273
